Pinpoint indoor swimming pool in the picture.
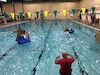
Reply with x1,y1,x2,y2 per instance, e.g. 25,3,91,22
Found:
0,20,100,75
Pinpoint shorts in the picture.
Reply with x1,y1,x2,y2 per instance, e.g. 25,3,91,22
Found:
60,72,71,75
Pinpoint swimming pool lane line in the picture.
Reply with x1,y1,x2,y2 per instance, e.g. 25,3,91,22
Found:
33,24,52,75
61,24,89,75
32,23,53,75
29,25,38,35
67,38,89,75
30,37,44,75
70,44,88,75
29,21,47,38
0,45,16,60
0,24,40,61
65,33,88,75
0,24,50,74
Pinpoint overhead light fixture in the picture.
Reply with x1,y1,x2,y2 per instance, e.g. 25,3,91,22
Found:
0,0,7,2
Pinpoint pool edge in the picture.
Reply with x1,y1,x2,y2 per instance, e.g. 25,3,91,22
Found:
72,20,100,31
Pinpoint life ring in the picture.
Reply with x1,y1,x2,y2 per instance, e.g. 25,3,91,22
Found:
69,29,74,34
17,35,31,44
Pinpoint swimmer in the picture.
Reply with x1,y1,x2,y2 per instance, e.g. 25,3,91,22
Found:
69,29,74,34
12,26,28,41
64,28,70,35
64,28,70,32
64,28,74,35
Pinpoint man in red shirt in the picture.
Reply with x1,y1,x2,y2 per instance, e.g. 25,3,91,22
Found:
55,51,75,75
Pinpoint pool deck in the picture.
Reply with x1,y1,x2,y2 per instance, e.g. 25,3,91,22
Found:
0,20,30,28
74,19,100,31
73,20,100,31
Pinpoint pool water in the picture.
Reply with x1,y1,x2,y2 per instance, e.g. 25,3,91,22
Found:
0,21,100,75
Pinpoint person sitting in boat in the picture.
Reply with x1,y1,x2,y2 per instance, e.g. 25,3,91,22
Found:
12,26,31,44
17,30,31,44
12,26,24,41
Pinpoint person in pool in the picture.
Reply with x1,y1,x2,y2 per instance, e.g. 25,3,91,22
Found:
64,28,74,34
21,30,30,39
55,51,75,75
17,30,31,44
12,26,31,44
64,28,70,35
64,28,70,32
12,26,24,41
12,26,29,41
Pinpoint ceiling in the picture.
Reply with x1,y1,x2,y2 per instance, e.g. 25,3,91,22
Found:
6,0,81,3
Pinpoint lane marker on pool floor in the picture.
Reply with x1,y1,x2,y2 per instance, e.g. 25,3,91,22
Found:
61,23,89,75
32,23,52,75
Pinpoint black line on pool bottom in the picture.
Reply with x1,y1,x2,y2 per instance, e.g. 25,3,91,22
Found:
32,50,44,75
0,45,16,60
0,21,39,60
61,23,89,75
71,46,89,75
32,23,52,75
0,26,35,60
